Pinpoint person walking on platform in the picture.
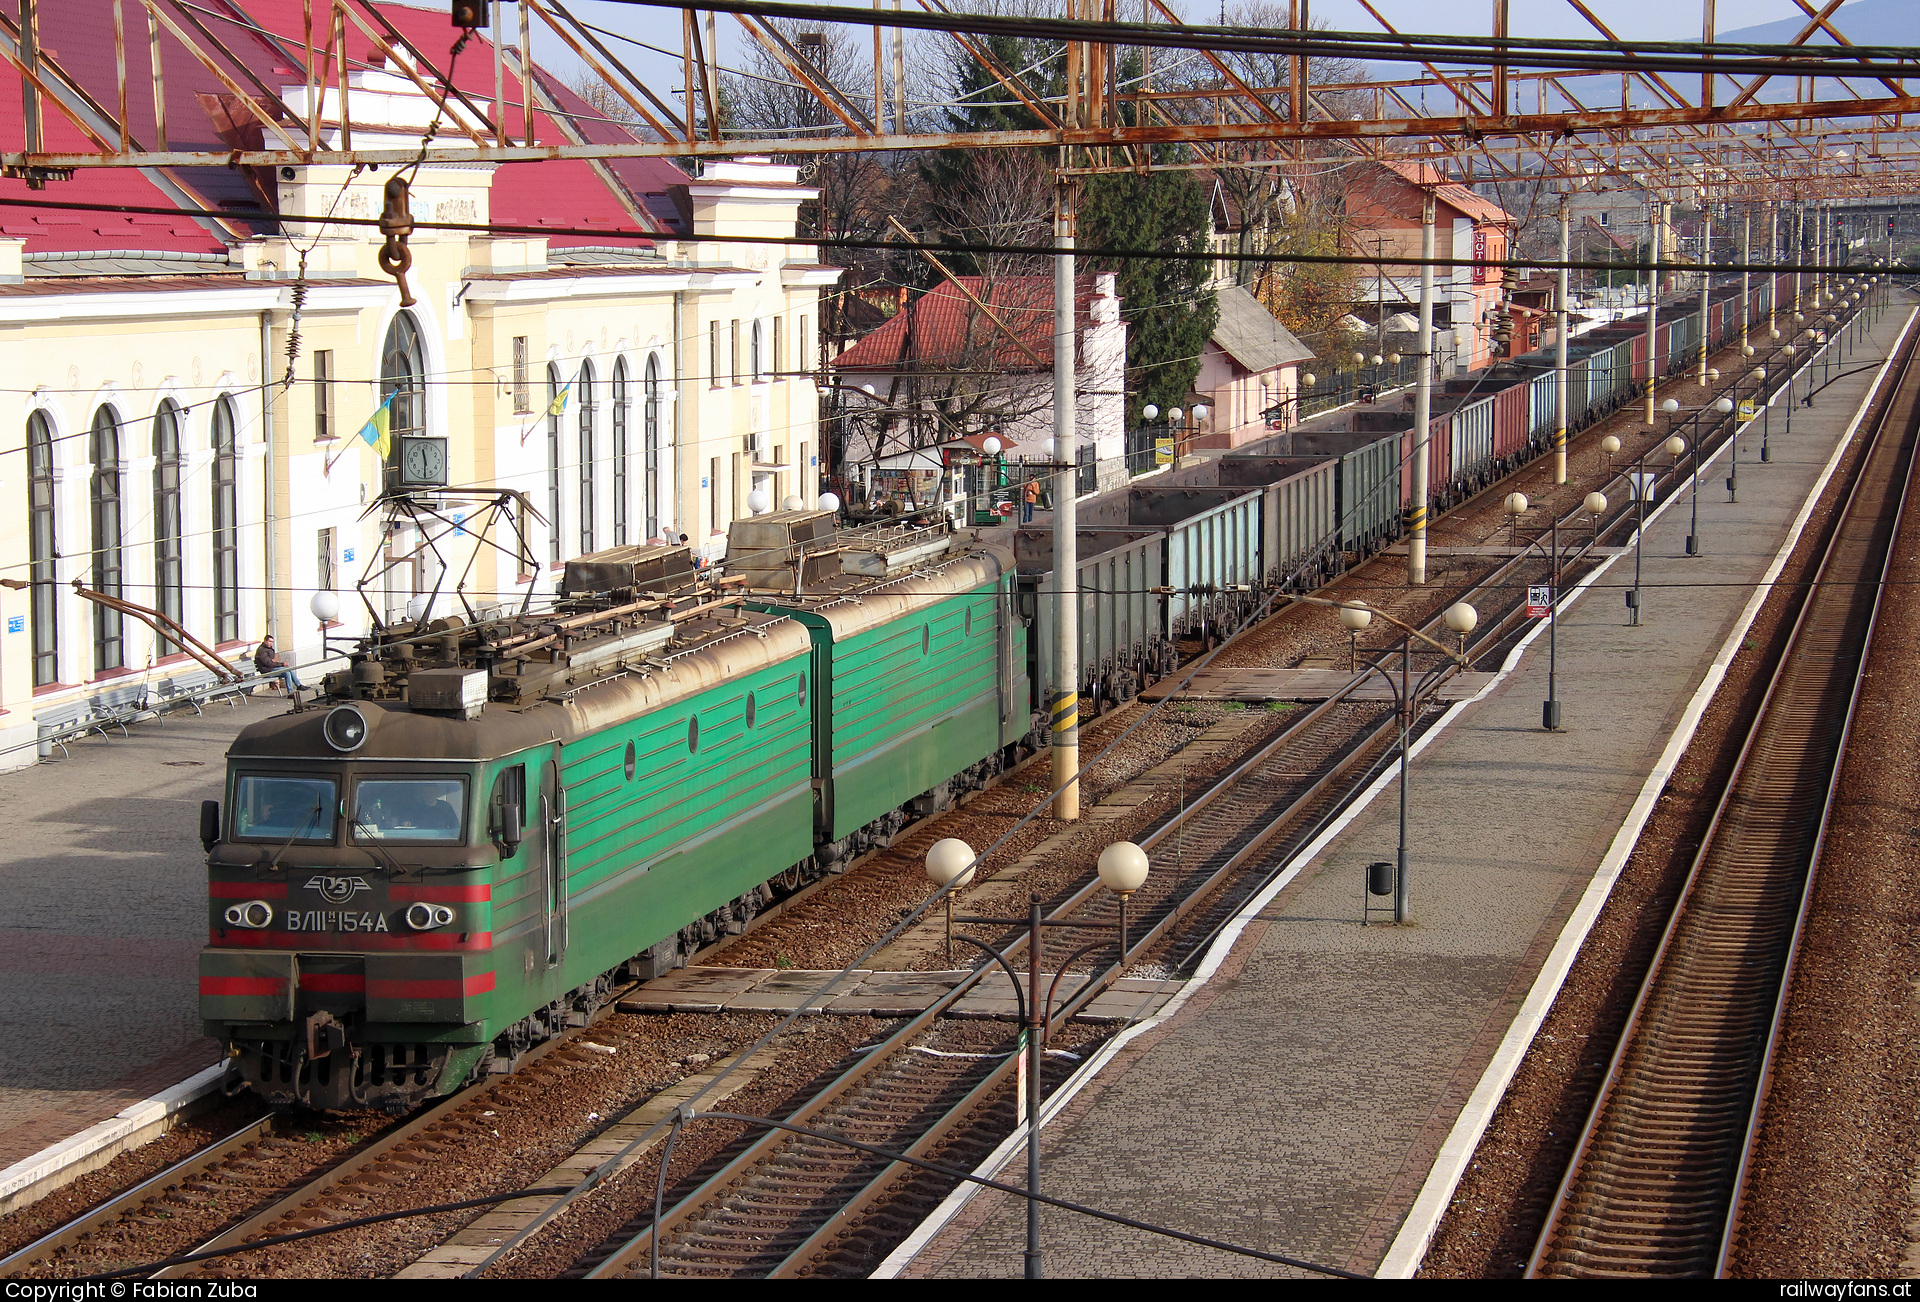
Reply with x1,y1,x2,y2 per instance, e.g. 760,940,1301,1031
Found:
1023,476,1041,523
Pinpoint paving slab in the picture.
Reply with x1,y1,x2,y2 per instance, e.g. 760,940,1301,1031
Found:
898,312,1915,1279
0,695,283,1171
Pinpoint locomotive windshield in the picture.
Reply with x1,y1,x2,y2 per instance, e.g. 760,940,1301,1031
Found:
231,775,338,843
351,778,468,845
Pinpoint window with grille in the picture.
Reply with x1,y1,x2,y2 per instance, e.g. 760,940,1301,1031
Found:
612,358,630,547
27,411,57,686
578,359,597,555
211,397,240,645
314,350,333,441
153,400,184,657
318,527,337,601
644,355,663,541
547,363,563,564
90,407,124,670
512,336,531,413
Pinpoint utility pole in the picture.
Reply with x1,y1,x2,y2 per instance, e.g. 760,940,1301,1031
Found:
1645,199,1662,426
1696,202,1712,386
1409,191,1434,584
1050,177,1079,820
1740,207,1751,357
1554,191,1569,484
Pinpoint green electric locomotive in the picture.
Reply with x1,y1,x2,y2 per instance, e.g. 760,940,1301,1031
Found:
200,519,1031,1109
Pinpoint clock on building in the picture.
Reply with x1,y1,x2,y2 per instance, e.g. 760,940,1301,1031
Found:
398,436,449,487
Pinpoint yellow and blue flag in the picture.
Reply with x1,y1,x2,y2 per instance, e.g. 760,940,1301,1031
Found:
547,383,571,418
358,391,396,459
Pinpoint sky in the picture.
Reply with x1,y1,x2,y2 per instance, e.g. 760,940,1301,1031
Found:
525,0,1886,127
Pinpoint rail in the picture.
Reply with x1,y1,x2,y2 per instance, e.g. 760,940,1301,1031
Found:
1525,301,1920,1279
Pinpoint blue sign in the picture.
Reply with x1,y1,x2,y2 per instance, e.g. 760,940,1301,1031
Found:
454,513,467,537
5,616,23,634
343,547,356,563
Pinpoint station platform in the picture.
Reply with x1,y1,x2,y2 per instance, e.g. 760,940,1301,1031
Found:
884,306,1919,1279
0,697,278,1184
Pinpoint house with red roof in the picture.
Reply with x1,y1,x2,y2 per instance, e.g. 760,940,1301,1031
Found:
1341,161,1519,373
0,2,838,767
830,272,1126,509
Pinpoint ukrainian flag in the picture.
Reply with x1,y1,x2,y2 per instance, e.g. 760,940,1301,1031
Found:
547,383,571,417
359,391,396,459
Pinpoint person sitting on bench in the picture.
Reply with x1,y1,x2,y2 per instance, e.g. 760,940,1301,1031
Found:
253,635,305,692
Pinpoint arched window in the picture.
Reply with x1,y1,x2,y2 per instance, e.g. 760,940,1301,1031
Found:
152,401,184,657
643,355,663,541
89,406,124,671
211,397,240,645
578,358,597,556
750,319,764,381
27,411,57,686
546,363,563,565
380,310,426,491
611,358,630,547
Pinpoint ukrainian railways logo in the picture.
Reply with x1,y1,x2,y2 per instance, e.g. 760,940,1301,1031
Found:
305,875,373,904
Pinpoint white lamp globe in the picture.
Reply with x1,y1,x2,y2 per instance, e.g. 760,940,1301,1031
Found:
1713,397,1734,414
310,591,340,623
1742,344,1756,356
1443,602,1478,635
982,436,1003,455
1301,373,1317,387
1783,344,1797,356
1707,367,1720,381
1753,367,1767,380
1097,841,1150,896
1370,354,1384,367
747,489,771,515
1665,435,1687,457
1168,407,1184,423
1353,350,1367,365
1770,328,1782,339
1142,404,1159,421
1504,491,1529,517
782,495,804,512
1192,405,1209,423
1337,601,1373,632
1388,352,1402,365
1660,397,1681,413
405,595,429,622
818,491,842,513
925,837,976,889
1584,491,1609,515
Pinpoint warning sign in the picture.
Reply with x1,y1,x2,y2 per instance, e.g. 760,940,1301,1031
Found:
1526,585,1552,618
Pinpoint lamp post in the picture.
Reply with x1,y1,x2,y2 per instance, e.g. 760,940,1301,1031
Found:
1753,365,1771,462
947,843,1149,1280
925,837,977,966
1342,599,1475,923
1339,599,1372,670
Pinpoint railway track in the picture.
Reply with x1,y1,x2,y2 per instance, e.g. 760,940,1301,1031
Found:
0,1008,622,1280
1526,311,1920,1279
2,300,1811,1281
565,494,1635,1281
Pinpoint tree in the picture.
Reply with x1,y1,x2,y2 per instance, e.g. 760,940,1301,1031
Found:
1081,168,1218,425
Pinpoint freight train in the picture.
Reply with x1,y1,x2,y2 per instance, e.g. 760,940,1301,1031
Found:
199,278,1798,1109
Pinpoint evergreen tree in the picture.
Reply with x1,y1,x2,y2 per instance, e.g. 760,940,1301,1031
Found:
1081,168,1218,425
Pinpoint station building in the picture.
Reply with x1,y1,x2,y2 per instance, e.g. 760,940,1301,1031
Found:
0,2,837,769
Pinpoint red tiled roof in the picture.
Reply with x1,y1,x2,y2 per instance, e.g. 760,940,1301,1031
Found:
1379,161,1514,227
0,0,684,255
832,275,1111,372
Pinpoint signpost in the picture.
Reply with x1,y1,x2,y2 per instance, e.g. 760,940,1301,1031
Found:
1526,584,1552,618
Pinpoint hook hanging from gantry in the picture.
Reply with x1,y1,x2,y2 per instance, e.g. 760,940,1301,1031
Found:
377,174,417,307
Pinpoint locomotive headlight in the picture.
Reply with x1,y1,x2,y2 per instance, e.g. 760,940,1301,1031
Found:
224,900,274,929
322,704,369,753
405,902,456,931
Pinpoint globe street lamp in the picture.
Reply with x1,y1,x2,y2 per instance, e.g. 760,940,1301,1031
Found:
925,836,977,965
1339,599,1373,670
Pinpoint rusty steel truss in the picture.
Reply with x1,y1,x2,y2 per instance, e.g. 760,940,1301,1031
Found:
2,0,1918,202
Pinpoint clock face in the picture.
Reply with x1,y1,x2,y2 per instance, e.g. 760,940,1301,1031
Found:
399,437,448,486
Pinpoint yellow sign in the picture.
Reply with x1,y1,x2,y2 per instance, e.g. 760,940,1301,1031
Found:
1155,437,1174,465
1738,401,1757,421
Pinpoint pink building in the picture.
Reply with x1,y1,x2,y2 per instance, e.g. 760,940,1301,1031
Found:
1192,286,1315,449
